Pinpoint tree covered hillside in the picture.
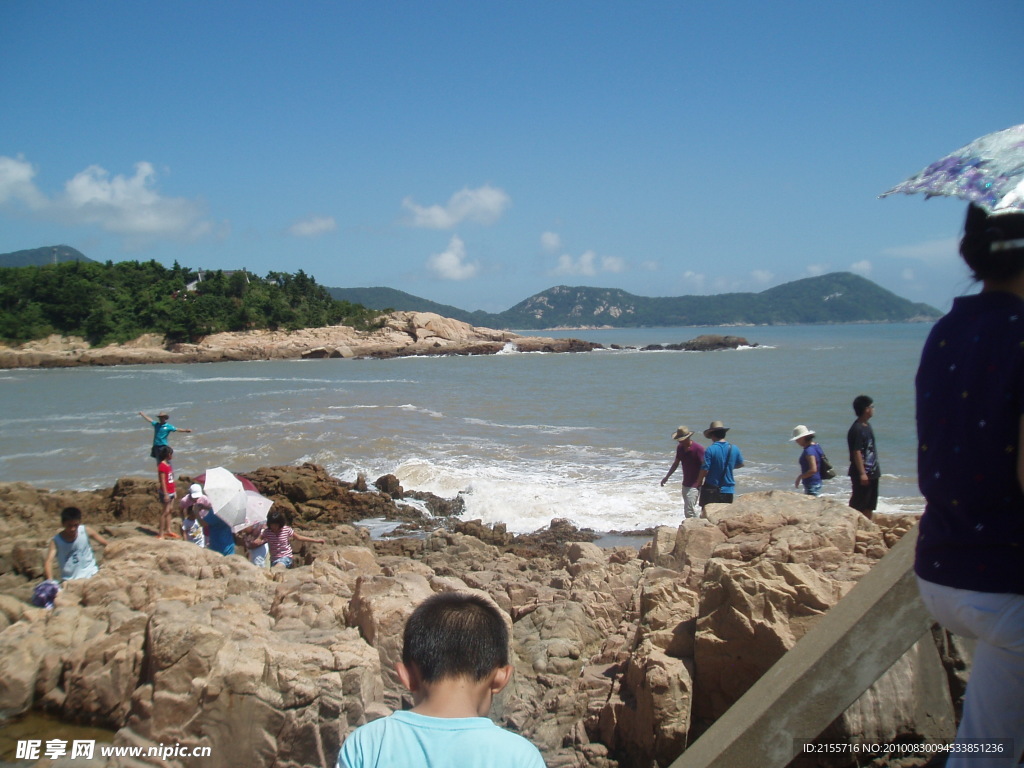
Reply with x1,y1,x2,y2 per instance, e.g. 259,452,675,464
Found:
0,260,380,345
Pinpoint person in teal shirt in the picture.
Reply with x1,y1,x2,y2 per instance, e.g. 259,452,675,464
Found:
139,410,192,461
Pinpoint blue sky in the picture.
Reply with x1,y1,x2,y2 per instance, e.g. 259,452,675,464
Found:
2,2,1022,314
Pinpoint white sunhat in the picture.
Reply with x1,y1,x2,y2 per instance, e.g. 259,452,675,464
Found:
789,425,815,442
189,483,204,498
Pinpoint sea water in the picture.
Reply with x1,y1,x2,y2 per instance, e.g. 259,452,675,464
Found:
0,323,930,533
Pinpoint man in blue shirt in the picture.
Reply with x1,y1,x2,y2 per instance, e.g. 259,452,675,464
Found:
697,420,744,509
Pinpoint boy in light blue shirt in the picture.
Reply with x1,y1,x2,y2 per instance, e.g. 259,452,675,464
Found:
337,592,546,768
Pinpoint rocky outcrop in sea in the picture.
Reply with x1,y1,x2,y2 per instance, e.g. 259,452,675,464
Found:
0,467,960,768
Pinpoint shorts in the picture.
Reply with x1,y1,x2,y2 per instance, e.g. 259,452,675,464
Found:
271,556,294,568
849,474,879,512
803,481,823,496
249,544,268,568
160,489,176,503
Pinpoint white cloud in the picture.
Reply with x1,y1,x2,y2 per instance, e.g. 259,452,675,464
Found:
554,252,596,276
540,231,562,252
806,264,826,276
289,215,337,237
602,255,626,273
59,162,210,238
403,184,511,229
0,155,213,243
850,259,873,276
0,155,47,209
552,250,625,277
427,235,479,280
902,267,915,281
751,269,774,284
882,238,959,267
682,270,706,290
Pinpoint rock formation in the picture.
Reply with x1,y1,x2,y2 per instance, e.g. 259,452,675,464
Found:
0,472,959,768
639,334,756,352
0,312,601,369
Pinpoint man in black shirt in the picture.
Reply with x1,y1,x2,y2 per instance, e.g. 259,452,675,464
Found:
847,394,879,519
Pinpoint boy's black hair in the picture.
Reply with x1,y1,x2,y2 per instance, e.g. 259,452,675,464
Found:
61,506,83,523
852,394,873,416
402,592,509,683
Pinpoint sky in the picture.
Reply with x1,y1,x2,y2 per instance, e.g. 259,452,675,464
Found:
1,1,1022,314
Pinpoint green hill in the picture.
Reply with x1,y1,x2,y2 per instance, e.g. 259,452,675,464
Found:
0,245,95,268
326,286,492,326
330,273,941,329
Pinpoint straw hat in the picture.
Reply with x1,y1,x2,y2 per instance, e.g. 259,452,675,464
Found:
703,420,730,439
789,425,815,442
671,426,694,441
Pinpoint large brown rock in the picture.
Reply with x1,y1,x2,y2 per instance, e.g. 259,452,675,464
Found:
0,475,963,768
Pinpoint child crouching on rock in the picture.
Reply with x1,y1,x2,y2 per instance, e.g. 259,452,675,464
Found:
252,509,325,567
337,592,545,768
36,507,109,607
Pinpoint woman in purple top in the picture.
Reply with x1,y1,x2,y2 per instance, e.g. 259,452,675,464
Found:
915,204,1024,768
790,425,824,496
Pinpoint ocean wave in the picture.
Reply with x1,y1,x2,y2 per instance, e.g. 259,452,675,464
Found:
461,417,591,433
187,376,337,384
326,403,444,418
0,447,66,462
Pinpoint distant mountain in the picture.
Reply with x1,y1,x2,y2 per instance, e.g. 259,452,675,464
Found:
326,286,492,326
329,273,941,329
0,245,95,268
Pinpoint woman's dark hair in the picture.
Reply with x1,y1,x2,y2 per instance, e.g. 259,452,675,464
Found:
960,203,1024,282
157,445,172,461
402,592,509,682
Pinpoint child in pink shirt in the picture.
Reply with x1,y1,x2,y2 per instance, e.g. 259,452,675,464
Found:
253,509,325,567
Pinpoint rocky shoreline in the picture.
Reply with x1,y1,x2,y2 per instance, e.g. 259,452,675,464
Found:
0,311,757,369
0,311,600,369
0,463,961,768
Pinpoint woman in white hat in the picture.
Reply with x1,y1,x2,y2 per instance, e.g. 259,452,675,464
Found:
790,425,824,496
